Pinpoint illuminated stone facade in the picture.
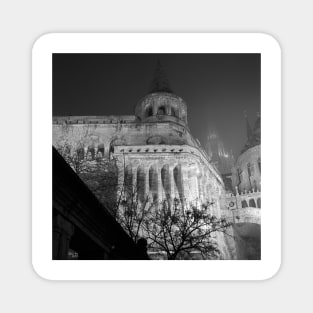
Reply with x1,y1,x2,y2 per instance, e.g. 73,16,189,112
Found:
53,85,235,259
52,63,260,260
221,115,261,259
206,130,235,175
231,115,261,194
53,92,224,209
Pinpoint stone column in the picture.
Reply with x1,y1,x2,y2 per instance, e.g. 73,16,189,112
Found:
53,214,74,260
180,165,187,204
203,176,208,201
157,165,163,201
132,165,137,195
145,166,150,201
198,174,204,203
178,108,182,119
235,188,242,209
152,103,158,116
169,165,175,200
117,157,125,199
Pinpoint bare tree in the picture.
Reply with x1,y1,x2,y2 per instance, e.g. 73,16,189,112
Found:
54,126,93,175
55,134,232,259
79,156,120,211
116,193,232,260
115,188,152,243
54,130,123,213
146,200,232,259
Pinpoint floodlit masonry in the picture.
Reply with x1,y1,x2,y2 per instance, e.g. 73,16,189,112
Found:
53,61,234,259
52,61,260,260
53,91,225,211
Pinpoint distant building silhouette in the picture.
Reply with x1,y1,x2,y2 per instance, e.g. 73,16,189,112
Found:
206,128,235,193
206,129,235,174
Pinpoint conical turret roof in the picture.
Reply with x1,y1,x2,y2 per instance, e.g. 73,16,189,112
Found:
241,112,261,153
149,59,173,93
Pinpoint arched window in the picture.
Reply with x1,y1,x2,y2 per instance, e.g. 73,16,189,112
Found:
247,163,252,177
257,198,261,208
76,147,85,160
258,158,261,173
249,199,256,208
171,108,178,118
87,151,92,161
241,200,248,208
97,144,105,158
146,106,153,117
88,147,95,160
157,106,166,115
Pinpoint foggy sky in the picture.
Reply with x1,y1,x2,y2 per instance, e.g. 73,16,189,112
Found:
53,53,260,158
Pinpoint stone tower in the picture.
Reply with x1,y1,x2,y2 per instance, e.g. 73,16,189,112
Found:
206,129,235,175
223,113,261,260
52,60,234,259
53,61,225,208
231,113,261,193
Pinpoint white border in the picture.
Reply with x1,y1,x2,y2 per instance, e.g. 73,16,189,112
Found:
32,33,281,280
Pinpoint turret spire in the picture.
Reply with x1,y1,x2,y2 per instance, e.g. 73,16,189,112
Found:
241,110,260,153
149,59,173,93
244,111,253,142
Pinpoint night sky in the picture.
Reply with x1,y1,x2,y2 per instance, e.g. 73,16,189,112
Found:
53,53,260,157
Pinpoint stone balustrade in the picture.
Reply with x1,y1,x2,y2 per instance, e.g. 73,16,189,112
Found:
221,207,261,225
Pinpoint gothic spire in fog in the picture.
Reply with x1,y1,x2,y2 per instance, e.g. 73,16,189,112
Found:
206,128,235,175
149,59,173,93
242,111,261,153
244,111,253,143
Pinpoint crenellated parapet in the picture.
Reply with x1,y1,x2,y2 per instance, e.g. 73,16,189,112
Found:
221,186,261,225
221,207,261,225
53,117,202,155
53,115,137,125
225,186,261,209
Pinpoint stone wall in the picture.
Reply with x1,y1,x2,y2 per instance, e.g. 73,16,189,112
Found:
53,116,235,259
53,118,199,157
222,188,261,260
232,145,261,193
114,144,223,206
135,92,188,125
53,118,223,206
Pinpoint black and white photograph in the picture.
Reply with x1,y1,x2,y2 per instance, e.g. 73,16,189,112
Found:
52,52,261,261
6,0,312,308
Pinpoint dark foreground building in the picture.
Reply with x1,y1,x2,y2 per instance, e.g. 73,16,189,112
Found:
53,147,148,260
